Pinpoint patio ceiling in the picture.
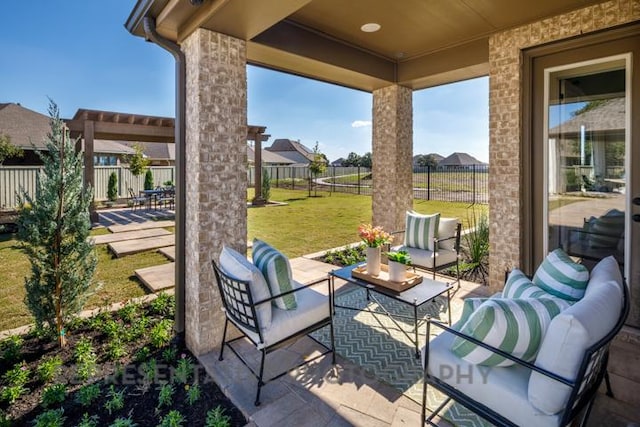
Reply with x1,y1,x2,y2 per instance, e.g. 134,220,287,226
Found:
127,0,609,91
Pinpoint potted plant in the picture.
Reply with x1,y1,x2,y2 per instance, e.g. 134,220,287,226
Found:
386,250,411,282
358,223,393,276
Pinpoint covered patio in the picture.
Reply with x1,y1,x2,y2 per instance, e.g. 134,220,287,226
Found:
124,0,640,425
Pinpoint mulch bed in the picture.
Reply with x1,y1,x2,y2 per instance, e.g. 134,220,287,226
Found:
0,296,245,426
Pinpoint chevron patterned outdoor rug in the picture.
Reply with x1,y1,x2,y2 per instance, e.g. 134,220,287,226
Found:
311,287,492,426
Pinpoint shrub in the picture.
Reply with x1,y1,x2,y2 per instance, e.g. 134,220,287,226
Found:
185,383,201,405
75,383,101,407
74,338,97,381
205,406,231,427
261,170,271,202
32,408,65,427
41,383,66,408
104,385,125,415
150,292,174,317
107,172,118,202
37,356,62,383
0,335,23,365
77,413,99,427
159,410,184,427
174,354,194,384
157,383,174,409
1,363,30,403
150,319,173,349
144,169,154,191
461,209,489,284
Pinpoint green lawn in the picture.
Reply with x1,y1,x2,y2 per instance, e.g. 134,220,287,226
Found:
1,188,486,331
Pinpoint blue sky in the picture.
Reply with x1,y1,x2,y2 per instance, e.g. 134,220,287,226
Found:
1,1,488,163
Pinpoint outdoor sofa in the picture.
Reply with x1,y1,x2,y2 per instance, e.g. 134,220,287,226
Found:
422,252,628,426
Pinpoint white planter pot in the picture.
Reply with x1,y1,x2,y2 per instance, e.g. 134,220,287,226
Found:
388,260,407,282
366,246,381,276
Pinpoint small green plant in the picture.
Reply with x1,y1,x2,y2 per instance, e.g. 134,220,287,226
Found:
261,169,271,202
101,318,122,339
74,337,97,381
158,410,185,427
32,408,65,427
205,406,231,427
142,358,158,383
134,346,151,363
40,383,66,408
185,383,201,405
386,250,411,265
1,362,30,403
109,417,137,427
106,338,126,361
163,180,174,186
150,319,173,349
144,169,154,191
157,383,175,409
461,209,490,284
322,244,366,267
173,354,194,384
118,302,139,323
0,410,11,427
75,383,101,407
77,413,99,427
1,335,23,364
150,292,174,317
104,385,125,415
107,172,118,202
162,346,178,363
37,355,63,383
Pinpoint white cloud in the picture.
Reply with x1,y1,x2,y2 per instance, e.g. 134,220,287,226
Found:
351,120,372,128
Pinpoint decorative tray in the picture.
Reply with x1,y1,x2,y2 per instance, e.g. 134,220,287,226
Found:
351,264,423,293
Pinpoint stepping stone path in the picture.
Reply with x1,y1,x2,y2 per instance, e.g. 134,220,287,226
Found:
158,246,175,261
108,235,175,257
90,228,171,245
135,263,174,292
107,220,174,234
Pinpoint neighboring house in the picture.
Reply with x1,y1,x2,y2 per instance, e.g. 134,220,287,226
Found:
438,152,487,167
121,141,175,166
0,103,135,165
331,157,346,167
246,145,295,166
265,138,315,165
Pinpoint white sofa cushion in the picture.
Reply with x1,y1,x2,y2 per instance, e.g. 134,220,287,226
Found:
589,209,624,248
426,332,561,427
235,283,329,348
252,239,297,310
528,256,623,415
451,297,571,367
390,245,457,269
532,248,589,301
438,217,458,251
219,246,272,330
405,211,440,251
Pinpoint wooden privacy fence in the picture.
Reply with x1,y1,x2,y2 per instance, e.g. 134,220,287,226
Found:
0,166,175,209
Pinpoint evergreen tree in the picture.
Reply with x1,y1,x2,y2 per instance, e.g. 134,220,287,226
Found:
17,101,97,347
144,169,154,190
261,169,271,202
107,172,118,202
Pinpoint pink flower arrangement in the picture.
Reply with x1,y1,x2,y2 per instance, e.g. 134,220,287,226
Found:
358,223,392,248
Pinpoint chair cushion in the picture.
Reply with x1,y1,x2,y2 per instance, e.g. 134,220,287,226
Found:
404,211,440,251
252,239,297,310
237,284,329,348
589,209,624,249
451,297,571,367
532,248,589,301
503,269,554,299
219,246,272,330
391,245,457,269
528,256,624,415
438,217,458,251
425,332,561,427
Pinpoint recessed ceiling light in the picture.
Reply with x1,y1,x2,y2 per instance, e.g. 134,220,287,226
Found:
360,23,381,33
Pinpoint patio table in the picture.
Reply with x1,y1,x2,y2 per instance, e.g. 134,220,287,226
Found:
329,263,453,358
139,189,163,210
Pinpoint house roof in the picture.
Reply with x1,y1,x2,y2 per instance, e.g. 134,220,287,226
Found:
126,0,608,91
121,141,175,161
247,146,295,165
265,139,315,164
439,152,486,166
549,97,625,137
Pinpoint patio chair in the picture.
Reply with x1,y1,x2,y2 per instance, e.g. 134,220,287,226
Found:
128,188,148,211
391,211,461,287
157,187,175,210
213,245,335,406
421,255,629,426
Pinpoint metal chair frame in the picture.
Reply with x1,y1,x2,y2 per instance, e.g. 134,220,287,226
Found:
212,260,336,406
421,282,629,426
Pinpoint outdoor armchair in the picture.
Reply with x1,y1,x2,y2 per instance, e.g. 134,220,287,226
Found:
421,255,629,426
127,188,148,211
212,246,335,406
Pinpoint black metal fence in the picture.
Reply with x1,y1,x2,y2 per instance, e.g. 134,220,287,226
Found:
248,164,488,204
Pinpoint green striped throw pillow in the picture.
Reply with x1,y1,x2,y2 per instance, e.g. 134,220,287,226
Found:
252,239,297,310
451,298,571,367
404,211,440,251
589,210,624,249
453,298,489,330
533,248,589,301
503,269,552,299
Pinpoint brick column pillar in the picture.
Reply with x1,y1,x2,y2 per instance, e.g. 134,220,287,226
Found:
372,85,413,234
182,28,247,356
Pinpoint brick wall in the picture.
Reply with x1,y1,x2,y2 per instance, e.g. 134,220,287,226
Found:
488,0,640,292
372,85,414,234
182,28,247,355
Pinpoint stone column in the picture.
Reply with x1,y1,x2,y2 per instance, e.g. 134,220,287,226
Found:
372,85,414,234
182,28,247,356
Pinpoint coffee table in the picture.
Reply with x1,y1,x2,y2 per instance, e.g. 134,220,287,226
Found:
329,263,453,358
